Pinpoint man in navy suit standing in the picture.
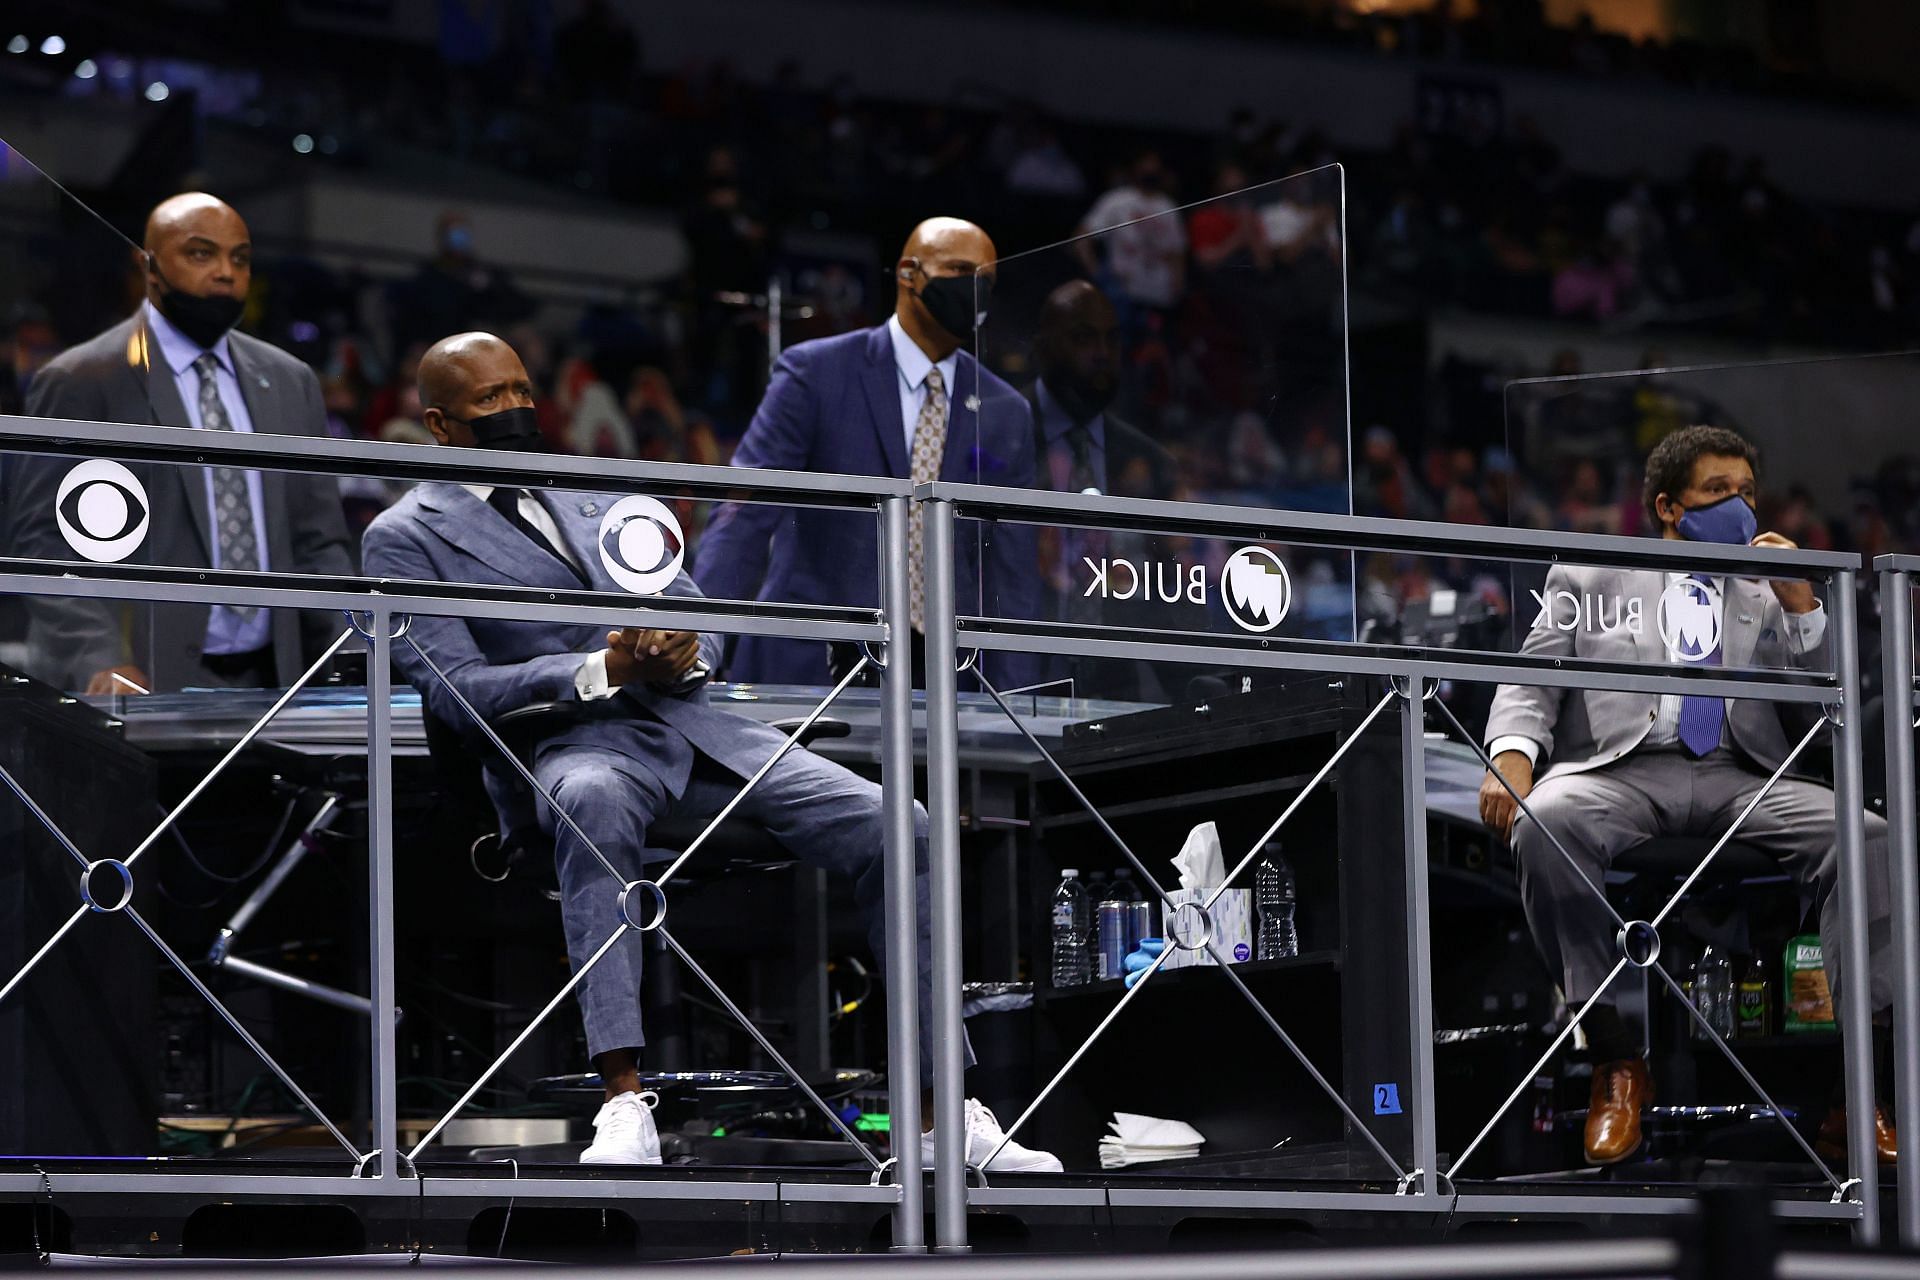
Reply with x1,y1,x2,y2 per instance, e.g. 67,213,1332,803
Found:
696,217,1038,688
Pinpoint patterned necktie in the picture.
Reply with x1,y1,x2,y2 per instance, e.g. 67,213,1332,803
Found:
905,364,949,632
1066,424,1098,495
1675,573,1725,757
193,353,260,623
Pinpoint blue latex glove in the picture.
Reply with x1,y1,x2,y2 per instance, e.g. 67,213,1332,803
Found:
1123,938,1167,988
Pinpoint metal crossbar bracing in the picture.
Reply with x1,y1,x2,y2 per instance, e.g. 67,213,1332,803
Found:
0,416,926,1244
0,418,1895,1261
918,480,1881,1248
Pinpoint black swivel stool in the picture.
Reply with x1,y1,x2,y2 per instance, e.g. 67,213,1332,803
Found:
1598,834,1796,1164
421,699,857,1158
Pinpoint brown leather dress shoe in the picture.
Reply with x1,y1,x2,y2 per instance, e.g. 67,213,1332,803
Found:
1815,1105,1897,1165
1585,1058,1651,1165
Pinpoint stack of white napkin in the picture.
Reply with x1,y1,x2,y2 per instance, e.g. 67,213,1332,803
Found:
1097,1111,1206,1169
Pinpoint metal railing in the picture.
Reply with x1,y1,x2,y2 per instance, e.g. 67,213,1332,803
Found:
920,480,1880,1249
0,415,1903,1261
1876,553,1920,1247
0,417,923,1243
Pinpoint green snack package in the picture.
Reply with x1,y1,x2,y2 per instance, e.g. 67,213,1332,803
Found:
1783,935,1834,1032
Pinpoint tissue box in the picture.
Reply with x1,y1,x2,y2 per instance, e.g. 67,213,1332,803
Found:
1161,888,1253,970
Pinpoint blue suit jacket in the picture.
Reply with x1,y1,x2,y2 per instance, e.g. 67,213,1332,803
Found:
362,482,791,828
695,323,1040,686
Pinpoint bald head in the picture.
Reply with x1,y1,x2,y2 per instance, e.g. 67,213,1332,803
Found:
142,192,251,314
895,217,996,358
144,193,245,252
1039,280,1115,334
418,332,536,448
1035,280,1119,425
899,217,994,271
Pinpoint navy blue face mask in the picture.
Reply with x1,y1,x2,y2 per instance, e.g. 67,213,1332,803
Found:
1675,493,1758,546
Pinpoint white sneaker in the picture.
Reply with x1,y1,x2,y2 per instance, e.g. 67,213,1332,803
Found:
919,1098,1064,1174
580,1090,662,1165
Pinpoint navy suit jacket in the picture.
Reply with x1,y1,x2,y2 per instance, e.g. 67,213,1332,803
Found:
695,323,1039,687
362,482,792,832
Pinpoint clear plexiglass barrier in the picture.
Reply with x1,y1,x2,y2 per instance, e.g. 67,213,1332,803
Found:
961,166,1354,704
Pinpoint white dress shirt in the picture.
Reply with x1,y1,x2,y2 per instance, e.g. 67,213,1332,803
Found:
887,313,958,456
464,483,615,700
463,483,705,703
146,301,273,655
1490,574,1827,768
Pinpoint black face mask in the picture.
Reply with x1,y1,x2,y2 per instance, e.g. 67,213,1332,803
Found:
148,256,245,349
1042,367,1114,427
915,273,990,342
450,405,543,451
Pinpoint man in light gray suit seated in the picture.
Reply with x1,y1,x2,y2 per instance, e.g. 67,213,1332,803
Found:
361,333,1061,1171
1479,424,1893,1168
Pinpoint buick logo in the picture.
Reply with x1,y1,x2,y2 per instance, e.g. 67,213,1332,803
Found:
1657,576,1722,662
55,459,149,563
1221,546,1291,633
597,495,684,594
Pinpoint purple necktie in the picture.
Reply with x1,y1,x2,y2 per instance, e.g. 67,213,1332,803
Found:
1675,574,1724,757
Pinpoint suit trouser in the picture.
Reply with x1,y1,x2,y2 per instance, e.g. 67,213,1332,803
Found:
535,740,972,1087
1512,745,1893,1018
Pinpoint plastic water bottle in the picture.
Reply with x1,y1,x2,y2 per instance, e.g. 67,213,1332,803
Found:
1694,945,1734,1039
1051,870,1091,988
1255,848,1298,960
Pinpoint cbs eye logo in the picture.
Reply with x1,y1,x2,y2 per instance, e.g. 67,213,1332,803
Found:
55,460,150,563
596,495,684,595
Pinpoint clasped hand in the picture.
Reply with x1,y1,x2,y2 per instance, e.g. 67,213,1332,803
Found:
604,627,700,687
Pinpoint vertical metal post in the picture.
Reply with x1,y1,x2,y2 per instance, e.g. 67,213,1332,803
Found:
768,276,783,371
366,607,401,1181
922,496,970,1253
1881,567,1920,1245
879,495,926,1251
1830,572,1880,1243
1399,674,1439,1195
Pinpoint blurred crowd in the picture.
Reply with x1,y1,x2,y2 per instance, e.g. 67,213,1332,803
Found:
2,0,1918,568
1009,0,1907,111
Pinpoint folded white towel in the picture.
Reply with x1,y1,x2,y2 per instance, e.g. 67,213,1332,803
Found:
1098,1111,1206,1168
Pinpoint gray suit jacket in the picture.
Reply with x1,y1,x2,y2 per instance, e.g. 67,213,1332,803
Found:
361,482,793,826
5,313,353,689
1484,563,1827,780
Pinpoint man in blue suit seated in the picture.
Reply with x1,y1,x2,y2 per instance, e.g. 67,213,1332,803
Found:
697,217,1039,689
362,333,1060,1172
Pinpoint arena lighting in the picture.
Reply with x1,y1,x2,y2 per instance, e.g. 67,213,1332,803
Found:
144,81,169,101
73,58,97,79
39,34,64,55
6,36,27,54
292,133,314,154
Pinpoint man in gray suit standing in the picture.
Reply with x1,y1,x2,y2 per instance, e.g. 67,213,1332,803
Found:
1480,425,1893,1167
362,332,1060,1172
6,193,351,693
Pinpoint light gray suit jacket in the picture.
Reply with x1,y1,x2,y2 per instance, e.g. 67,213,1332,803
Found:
361,482,793,826
5,313,353,689
1484,563,1828,780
